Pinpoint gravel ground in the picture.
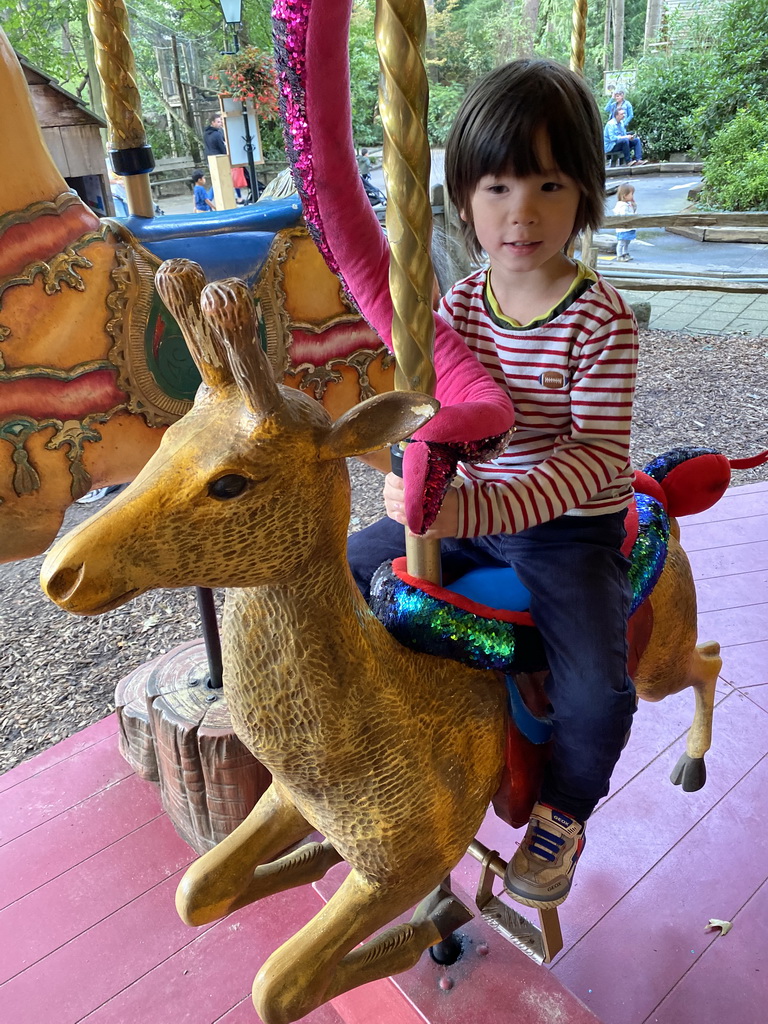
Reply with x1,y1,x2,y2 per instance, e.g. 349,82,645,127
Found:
2,327,767,775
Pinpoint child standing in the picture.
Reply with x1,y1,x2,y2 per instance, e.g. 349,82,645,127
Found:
348,58,638,910
614,183,637,261
192,171,215,212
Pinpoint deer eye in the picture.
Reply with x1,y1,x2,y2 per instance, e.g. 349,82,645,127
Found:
209,474,248,500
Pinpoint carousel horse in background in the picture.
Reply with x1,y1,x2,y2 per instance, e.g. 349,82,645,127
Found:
0,26,394,564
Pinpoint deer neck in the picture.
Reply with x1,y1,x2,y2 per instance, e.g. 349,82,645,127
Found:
220,557,391,769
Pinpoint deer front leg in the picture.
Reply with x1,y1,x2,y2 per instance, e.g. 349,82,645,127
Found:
253,868,473,1024
670,640,721,792
177,781,331,926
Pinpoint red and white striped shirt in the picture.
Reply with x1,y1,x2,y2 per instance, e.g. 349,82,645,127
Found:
439,264,638,538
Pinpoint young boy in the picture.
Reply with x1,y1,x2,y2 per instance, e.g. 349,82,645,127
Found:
348,58,638,909
192,171,215,212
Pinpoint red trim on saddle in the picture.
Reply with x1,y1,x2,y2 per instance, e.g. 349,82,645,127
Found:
0,369,127,420
0,203,100,278
627,599,653,678
492,712,546,828
391,556,536,627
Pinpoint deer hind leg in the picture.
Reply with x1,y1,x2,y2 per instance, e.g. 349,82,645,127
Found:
670,640,722,792
177,782,339,926
253,869,473,1024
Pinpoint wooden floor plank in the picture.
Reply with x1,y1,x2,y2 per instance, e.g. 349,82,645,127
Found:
0,814,193,984
0,716,119,796
687,538,768,579
743,683,768,712
78,884,331,1024
698,602,768,647
0,870,200,1024
682,512,768,552
647,879,768,1024
0,773,163,911
0,734,132,847
551,753,768,1024
694,568,768,613
718,639,768,688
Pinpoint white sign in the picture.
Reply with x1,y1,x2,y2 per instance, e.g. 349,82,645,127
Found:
220,96,264,167
604,70,637,96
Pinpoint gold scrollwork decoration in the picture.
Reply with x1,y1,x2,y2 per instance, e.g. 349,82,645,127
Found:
286,345,392,403
101,220,190,427
0,406,124,500
0,234,102,341
0,192,83,240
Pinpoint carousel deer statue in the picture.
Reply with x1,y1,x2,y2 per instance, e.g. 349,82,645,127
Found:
42,259,726,1023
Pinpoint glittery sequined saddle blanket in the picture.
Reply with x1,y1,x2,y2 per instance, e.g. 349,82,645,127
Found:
369,490,669,680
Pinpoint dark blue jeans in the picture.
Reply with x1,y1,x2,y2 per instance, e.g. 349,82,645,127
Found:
348,512,636,821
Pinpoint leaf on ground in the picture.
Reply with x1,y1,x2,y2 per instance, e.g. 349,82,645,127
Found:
705,918,733,936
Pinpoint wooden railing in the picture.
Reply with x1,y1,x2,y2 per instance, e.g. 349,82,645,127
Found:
597,212,768,293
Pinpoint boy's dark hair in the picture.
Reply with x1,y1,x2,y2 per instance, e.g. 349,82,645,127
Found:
192,171,204,184
445,59,605,261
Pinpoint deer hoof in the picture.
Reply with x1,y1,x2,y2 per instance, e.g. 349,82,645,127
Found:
670,753,707,791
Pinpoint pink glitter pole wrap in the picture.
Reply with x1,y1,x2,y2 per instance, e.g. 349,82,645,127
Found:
272,0,516,532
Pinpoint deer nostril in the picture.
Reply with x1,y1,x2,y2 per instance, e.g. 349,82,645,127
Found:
47,563,85,602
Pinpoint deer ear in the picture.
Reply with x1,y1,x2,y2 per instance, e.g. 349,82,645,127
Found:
317,392,439,461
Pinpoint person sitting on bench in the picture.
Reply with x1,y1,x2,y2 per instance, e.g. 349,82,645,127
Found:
604,108,644,166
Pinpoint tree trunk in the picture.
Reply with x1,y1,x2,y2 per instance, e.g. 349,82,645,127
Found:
613,0,624,69
519,0,540,56
81,8,105,122
171,34,202,164
644,0,663,50
603,0,613,74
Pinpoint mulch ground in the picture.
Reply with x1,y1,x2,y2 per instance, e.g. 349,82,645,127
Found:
2,327,766,775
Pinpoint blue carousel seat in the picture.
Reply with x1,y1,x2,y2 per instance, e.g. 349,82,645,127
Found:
117,197,304,288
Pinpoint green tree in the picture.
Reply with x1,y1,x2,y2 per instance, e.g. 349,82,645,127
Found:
701,108,768,211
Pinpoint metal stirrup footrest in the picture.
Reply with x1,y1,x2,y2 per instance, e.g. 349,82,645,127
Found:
468,839,563,963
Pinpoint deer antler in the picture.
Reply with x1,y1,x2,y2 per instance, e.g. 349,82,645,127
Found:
201,279,281,418
155,259,232,388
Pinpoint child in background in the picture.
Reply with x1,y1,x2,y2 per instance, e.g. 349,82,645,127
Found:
348,58,639,909
613,183,637,262
192,171,215,213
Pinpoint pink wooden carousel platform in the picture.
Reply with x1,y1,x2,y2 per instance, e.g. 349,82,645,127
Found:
1,480,766,1024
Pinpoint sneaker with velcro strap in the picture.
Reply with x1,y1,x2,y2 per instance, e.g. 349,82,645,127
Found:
503,801,586,909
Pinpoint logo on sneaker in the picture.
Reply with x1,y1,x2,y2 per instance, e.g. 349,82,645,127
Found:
551,809,574,829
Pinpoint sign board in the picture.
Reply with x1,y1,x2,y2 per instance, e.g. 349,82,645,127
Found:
603,70,637,96
220,96,264,167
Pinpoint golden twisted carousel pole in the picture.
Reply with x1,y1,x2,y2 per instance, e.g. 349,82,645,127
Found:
570,0,597,266
375,0,441,583
87,0,155,217
570,0,589,74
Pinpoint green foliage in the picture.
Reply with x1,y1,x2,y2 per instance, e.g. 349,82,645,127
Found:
427,81,465,144
631,50,712,161
700,109,768,211
686,0,768,151
348,0,381,146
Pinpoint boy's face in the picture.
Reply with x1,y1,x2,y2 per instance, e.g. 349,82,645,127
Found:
462,132,580,285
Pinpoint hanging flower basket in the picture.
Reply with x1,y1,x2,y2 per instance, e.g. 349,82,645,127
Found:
209,45,279,119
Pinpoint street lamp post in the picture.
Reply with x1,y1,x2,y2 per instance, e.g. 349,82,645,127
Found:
219,0,259,205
